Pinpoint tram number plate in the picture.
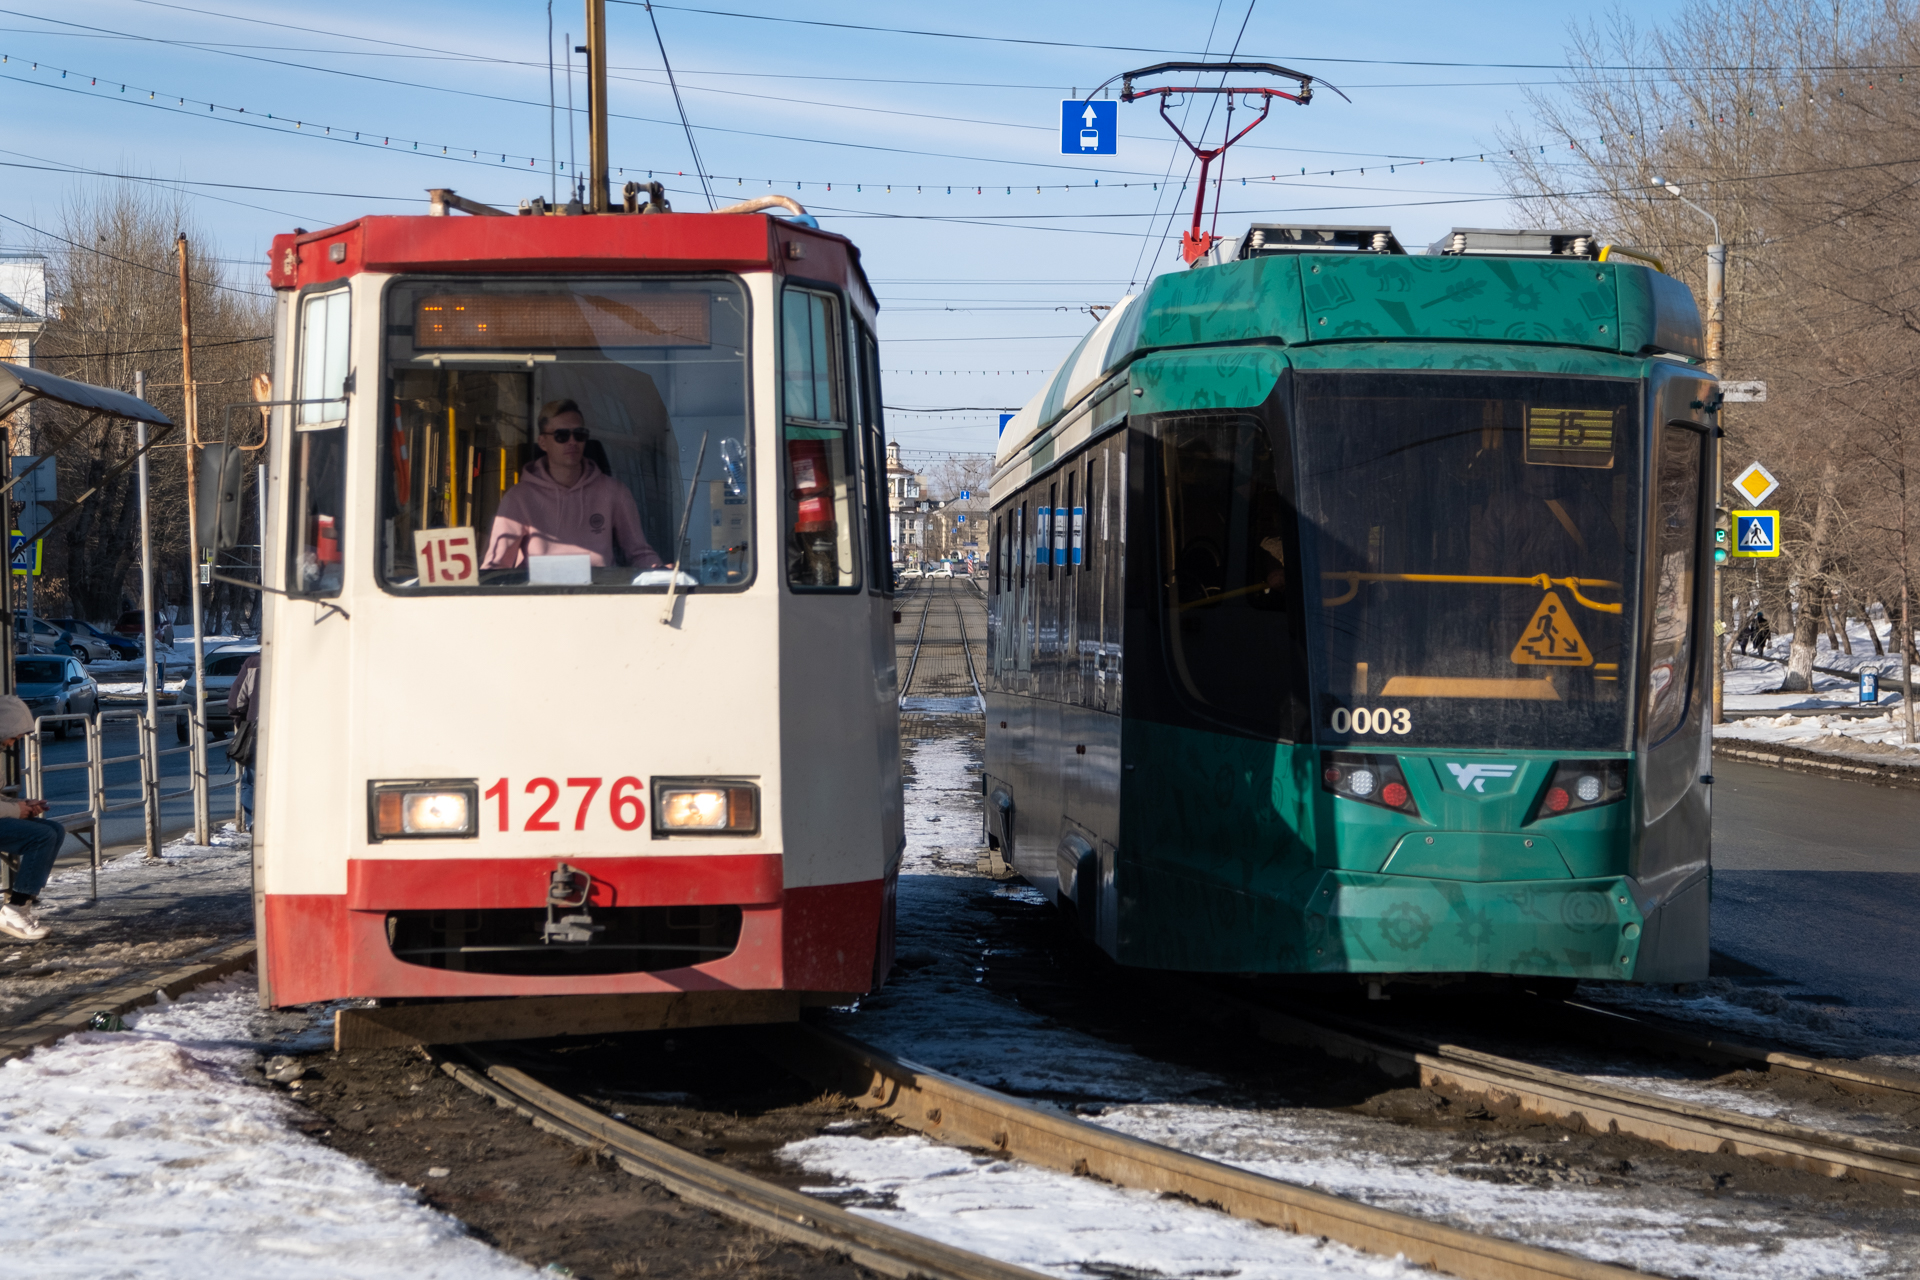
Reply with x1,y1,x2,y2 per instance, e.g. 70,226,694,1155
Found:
414,527,477,585
483,776,648,832
1331,707,1410,735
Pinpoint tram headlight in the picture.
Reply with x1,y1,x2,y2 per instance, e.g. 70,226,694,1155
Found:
1320,752,1419,817
1531,760,1628,821
368,780,479,841
653,779,759,836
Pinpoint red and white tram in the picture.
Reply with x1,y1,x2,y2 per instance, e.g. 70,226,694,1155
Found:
249,193,901,1032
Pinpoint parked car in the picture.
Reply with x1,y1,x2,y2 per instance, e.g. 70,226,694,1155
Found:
12,613,75,656
13,655,97,739
114,609,174,647
45,618,140,663
177,643,259,742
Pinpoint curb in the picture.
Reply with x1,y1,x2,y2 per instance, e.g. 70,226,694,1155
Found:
0,937,257,1064
1712,740,1920,791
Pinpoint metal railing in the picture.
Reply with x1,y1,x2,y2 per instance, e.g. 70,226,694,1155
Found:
12,706,242,903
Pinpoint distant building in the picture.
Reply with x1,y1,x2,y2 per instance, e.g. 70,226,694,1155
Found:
885,441,926,562
0,255,47,444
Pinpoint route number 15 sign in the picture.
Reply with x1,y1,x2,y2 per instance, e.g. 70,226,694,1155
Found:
413,527,478,584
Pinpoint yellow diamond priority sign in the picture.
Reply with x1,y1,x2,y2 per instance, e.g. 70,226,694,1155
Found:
1732,461,1779,505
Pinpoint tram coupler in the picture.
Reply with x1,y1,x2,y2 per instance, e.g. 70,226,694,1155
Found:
543,863,605,946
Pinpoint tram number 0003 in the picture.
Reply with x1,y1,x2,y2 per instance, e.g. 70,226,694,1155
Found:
1331,707,1411,735
482,777,648,832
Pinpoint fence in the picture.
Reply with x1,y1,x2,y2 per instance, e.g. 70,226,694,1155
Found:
13,706,242,903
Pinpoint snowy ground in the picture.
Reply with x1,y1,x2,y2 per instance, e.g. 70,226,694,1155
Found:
1717,614,1920,755
802,730,1918,1280
0,828,255,1021
0,978,532,1279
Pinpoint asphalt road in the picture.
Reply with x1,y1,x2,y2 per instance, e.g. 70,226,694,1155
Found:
26,712,242,858
1711,758,1920,1046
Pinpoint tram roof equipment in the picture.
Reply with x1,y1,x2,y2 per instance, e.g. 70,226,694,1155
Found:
1088,62,1347,265
1427,227,1601,259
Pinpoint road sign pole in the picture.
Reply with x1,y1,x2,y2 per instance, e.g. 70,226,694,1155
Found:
1706,242,1727,725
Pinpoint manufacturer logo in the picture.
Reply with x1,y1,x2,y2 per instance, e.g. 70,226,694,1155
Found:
1446,763,1520,793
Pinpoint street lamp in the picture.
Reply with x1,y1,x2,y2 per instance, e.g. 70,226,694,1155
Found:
1656,178,1729,725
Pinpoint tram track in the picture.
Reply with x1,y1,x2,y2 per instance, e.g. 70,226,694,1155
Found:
441,1024,1644,1280
1195,986,1920,1192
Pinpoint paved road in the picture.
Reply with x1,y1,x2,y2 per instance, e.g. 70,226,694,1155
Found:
1711,758,1920,1046
26,712,241,858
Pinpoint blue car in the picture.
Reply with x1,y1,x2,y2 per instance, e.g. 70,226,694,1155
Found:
13,656,98,739
47,618,140,663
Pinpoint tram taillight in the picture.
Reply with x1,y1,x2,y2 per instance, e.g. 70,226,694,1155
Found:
1532,760,1628,821
1320,752,1419,816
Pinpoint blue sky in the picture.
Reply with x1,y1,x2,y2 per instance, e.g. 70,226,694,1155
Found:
0,0,1674,456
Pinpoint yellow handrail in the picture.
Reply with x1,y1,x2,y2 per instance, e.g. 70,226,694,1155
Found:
1320,571,1623,614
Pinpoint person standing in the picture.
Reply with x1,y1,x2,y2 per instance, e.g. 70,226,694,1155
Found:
0,695,66,942
227,651,261,829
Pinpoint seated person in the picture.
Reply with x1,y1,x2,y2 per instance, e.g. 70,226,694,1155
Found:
482,399,665,571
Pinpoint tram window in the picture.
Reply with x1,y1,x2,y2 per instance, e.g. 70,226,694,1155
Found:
1157,412,1296,738
289,287,350,596
1644,423,1703,744
783,287,857,590
1296,372,1641,751
377,277,751,593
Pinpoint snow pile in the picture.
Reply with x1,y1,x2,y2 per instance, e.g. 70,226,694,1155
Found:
0,979,531,1278
788,1131,1412,1280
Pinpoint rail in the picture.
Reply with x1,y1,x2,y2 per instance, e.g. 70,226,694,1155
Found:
11,705,242,903
1191,987,1920,1191
896,584,937,704
446,1026,1639,1280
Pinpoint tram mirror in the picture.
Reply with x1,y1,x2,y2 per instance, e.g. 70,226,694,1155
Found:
720,437,747,498
194,442,248,557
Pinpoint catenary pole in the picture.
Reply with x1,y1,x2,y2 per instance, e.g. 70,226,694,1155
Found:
177,236,209,844
586,0,610,213
1659,181,1728,725
1705,241,1726,724
134,370,160,860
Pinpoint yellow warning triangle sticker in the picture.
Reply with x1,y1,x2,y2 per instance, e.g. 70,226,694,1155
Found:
1510,590,1594,666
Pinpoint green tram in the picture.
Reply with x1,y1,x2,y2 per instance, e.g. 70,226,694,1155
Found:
982,225,1717,986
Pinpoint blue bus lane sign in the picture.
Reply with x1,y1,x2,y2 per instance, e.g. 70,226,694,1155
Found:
1061,100,1117,155
1731,510,1780,558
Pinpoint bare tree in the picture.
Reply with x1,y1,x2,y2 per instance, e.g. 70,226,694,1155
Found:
25,185,269,624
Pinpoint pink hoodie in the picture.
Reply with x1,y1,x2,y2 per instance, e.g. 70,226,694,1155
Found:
482,457,663,570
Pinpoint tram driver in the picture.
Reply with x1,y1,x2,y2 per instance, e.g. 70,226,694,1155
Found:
482,399,665,573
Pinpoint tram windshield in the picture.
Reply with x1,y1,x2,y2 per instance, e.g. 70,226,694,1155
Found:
1294,372,1643,751
378,277,751,592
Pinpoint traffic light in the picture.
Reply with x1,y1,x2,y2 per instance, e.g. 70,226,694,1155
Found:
1713,506,1731,566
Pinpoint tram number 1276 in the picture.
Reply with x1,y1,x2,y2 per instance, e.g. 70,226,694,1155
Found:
483,776,648,832
1331,707,1411,735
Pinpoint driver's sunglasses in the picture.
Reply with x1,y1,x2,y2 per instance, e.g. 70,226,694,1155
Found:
543,428,590,443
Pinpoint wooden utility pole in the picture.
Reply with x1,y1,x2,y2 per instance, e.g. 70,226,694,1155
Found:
586,0,610,212
177,235,210,844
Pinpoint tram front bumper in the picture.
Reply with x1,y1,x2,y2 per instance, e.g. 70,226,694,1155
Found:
1301,870,1645,980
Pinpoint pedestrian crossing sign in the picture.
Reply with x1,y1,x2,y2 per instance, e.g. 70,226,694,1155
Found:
1731,510,1780,558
